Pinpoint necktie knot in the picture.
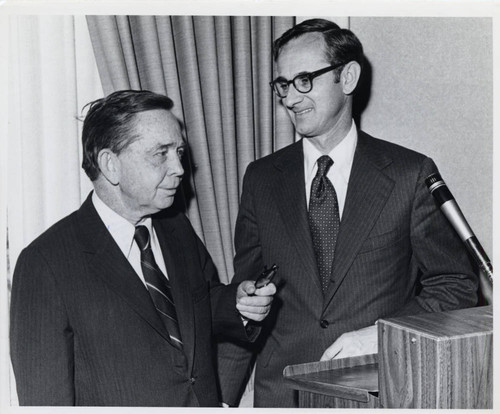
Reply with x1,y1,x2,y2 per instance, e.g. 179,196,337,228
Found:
316,155,333,177
313,156,334,198
134,225,150,251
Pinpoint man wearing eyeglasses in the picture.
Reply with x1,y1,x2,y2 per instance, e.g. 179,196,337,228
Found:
217,18,477,407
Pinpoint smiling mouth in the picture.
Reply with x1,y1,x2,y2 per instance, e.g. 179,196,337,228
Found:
294,108,313,116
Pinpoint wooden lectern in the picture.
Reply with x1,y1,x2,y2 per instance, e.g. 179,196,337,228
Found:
284,306,492,409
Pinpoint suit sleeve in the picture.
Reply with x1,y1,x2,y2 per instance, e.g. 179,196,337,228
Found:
10,247,75,405
216,162,265,406
393,157,478,317
185,214,259,343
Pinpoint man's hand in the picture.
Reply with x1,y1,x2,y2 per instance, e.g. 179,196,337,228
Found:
236,281,276,322
320,324,378,361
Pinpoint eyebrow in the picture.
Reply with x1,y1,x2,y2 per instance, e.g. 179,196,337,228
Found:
149,142,186,153
275,71,311,81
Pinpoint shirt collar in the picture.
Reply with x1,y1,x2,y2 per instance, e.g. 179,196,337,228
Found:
303,120,358,184
92,191,153,258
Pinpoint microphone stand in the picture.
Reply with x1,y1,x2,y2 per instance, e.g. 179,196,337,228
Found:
426,173,492,304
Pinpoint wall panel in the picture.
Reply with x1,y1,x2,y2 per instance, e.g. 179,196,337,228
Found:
350,17,492,255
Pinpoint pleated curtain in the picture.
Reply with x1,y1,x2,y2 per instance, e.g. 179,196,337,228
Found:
86,16,295,283
7,15,104,405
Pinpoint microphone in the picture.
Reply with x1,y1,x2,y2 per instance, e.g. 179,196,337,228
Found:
425,173,492,284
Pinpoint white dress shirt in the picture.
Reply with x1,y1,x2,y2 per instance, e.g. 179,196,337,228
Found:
303,120,358,219
92,192,169,286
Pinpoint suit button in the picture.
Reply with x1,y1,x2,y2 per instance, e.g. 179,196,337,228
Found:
320,319,329,328
190,377,196,384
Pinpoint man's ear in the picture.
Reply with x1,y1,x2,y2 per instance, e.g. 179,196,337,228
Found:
341,61,361,95
97,149,120,185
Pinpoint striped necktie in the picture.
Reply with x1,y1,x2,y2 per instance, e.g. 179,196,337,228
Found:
308,155,340,293
134,225,183,350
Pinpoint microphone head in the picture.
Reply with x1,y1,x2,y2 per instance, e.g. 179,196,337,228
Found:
425,173,449,198
425,173,442,190
425,172,452,206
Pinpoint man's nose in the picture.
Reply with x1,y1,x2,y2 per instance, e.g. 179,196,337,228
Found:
170,155,184,177
282,85,304,108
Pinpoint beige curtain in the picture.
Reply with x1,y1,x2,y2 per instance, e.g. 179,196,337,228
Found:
6,15,104,405
86,15,294,283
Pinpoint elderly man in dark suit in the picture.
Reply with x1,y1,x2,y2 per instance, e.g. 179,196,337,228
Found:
9,90,276,406
217,18,478,407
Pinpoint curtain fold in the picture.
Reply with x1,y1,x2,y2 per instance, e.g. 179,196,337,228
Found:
252,17,274,159
213,17,239,252
272,19,297,151
172,16,230,274
86,16,295,283
7,15,103,405
8,15,102,270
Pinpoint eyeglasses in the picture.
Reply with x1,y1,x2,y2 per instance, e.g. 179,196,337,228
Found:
269,63,345,98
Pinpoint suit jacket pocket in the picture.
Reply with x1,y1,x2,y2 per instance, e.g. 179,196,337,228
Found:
358,229,401,254
259,339,277,368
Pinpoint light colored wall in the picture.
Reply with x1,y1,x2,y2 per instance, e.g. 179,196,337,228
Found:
350,17,492,256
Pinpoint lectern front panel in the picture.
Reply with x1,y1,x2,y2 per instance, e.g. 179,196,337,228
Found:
378,306,492,409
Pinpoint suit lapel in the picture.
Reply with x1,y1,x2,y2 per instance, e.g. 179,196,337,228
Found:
272,142,322,292
322,132,395,311
153,218,196,375
76,194,171,343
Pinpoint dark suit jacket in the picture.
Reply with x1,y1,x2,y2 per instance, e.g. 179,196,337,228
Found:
10,193,251,406
217,131,478,407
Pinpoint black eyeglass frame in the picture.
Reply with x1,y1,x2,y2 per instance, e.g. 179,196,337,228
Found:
269,62,345,98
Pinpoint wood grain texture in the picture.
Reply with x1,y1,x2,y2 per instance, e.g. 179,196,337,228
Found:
284,354,379,406
379,306,492,409
298,390,380,408
380,305,492,338
284,353,378,376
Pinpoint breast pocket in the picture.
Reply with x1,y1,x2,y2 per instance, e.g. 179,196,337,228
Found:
358,229,401,254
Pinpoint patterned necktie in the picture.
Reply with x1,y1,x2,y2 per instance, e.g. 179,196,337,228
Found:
308,155,340,293
134,225,183,350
